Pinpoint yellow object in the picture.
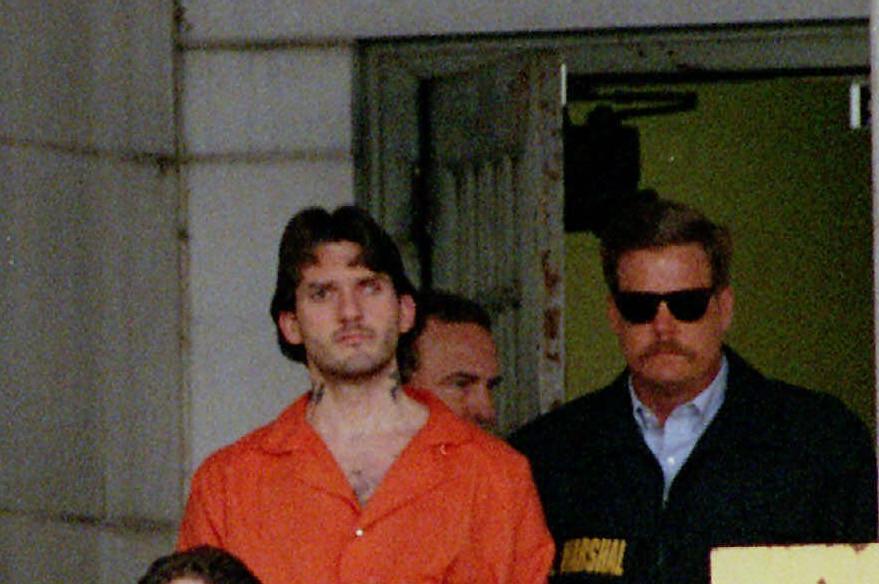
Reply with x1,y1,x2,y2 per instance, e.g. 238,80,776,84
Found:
711,543,879,583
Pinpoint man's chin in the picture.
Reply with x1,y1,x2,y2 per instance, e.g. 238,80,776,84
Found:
323,355,394,381
638,352,690,372
637,362,694,388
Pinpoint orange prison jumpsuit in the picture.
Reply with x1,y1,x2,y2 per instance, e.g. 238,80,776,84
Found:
178,388,554,583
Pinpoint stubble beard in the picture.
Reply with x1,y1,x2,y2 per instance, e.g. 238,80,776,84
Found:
309,325,400,382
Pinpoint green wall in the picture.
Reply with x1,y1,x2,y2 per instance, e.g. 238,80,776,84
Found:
565,76,875,429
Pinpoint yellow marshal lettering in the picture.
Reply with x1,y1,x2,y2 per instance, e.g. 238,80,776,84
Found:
560,537,627,576
607,539,626,576
584,538,600,572
596,538,612,573
559,539,583,573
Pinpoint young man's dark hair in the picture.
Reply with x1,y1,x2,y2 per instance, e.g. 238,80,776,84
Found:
397,289,493,383
179,206,554,583
269,205,415,363
599,197,733,292
138,545,261,584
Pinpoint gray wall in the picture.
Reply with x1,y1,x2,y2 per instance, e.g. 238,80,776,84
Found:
1,2,180,582
181,47,353,469
1,0,871,581
180,0,868,39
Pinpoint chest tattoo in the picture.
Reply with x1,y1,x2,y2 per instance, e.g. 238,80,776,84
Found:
338,438,407,506
349,468,380,505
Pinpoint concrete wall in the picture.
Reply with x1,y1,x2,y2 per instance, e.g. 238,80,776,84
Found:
180,46,354,469
1,1,180,582
179,0,868,39
1,0,872,582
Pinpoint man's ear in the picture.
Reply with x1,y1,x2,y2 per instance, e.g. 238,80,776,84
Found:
398,294,416,334
607,294,625,334
717,285,735,332
278,312,303,345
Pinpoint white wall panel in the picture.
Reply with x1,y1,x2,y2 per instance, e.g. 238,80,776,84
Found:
182,48,353,155
0,514,100,583
1,147,106,516
179,0,866,42
90,163,183,523
0,0,175,153
0,146,182,521
185,160,353,469
99,526,176,584
3,2,177,582
0,513,175,584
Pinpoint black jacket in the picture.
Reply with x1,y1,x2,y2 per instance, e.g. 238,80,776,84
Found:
510,349,877,584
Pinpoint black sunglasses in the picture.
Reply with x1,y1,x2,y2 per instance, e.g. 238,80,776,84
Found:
613,287,715,324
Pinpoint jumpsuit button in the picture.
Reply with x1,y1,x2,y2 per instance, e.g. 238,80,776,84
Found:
355,528,364,537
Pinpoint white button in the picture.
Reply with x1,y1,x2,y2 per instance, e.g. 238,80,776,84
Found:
355,528,364,537
667,456,676,466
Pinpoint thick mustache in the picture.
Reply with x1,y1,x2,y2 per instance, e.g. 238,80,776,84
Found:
641,341,694,360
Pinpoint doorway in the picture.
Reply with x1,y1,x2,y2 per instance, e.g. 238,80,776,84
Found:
564,74,873,430
355,20,873,432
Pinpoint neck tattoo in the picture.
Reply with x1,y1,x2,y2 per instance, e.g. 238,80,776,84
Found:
310,381,325,405
389,372,402,401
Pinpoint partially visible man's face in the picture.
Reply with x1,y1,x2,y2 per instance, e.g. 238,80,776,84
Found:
408,319,500,429
279,241,414,382
608,243,733,401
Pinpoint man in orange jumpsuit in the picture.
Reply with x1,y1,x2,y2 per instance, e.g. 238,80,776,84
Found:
178,205,553,584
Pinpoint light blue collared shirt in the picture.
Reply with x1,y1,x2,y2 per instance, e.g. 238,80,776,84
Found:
629,355,728,502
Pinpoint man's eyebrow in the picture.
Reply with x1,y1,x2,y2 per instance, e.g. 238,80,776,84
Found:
440,372,479,384
304,281,331,290
341,256,388,280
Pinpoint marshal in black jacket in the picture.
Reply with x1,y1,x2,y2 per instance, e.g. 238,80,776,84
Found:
509,349,877,584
